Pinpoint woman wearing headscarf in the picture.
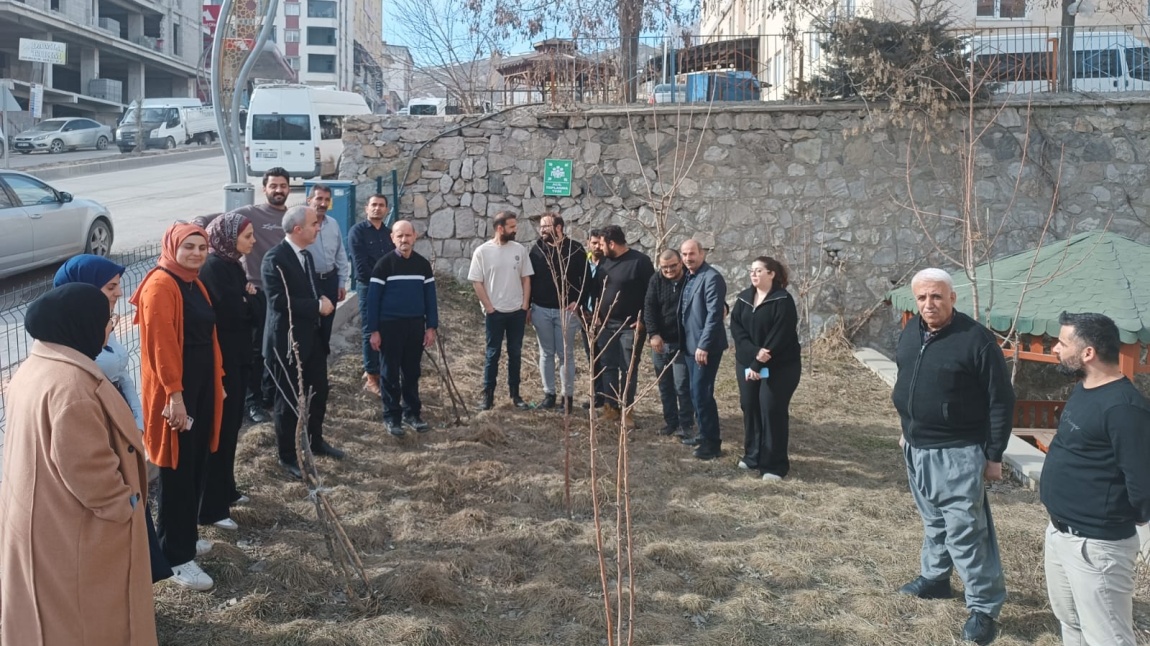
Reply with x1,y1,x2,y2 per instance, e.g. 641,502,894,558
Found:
197,213,256,530
730,256,802,482
131,222,224,592
54,253,173,583
0,283,158,646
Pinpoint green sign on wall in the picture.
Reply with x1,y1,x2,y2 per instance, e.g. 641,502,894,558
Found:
543,159,573,196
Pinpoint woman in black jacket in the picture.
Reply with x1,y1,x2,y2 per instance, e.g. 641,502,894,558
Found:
198,213,256,529
729,256,801,481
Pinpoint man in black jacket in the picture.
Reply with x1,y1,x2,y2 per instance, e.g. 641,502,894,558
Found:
643,249,694,437
262,206,345,479
891,268,1014,646
528,214,587,414
1041,311,1150,646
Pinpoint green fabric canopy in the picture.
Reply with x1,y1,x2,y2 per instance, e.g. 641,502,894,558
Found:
887,231,1150,345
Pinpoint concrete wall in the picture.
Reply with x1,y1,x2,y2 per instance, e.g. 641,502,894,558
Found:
340,99,1150,343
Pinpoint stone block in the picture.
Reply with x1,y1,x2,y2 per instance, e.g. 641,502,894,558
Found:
489,153,516,171
449,159,462,179
703,146,729,162
462,157,474,180
428,208,455,238
455,211,477,237
584,142,602,164
617,158,643,175
793,139,822,164
474,157,488,178
428,193,444,213
413,193,429,219
440,174,453,194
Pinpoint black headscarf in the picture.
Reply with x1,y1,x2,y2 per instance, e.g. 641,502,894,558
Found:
25,283,111,360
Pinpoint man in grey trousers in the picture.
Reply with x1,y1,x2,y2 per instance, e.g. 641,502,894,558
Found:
891,268,1014,646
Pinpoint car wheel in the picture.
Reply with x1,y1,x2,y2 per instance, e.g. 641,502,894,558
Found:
96,136,109,150
164,137,176,150
85,219,113,257
19,151,30,155
49,139,64,154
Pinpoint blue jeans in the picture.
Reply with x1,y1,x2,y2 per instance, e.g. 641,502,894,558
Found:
685,349,723,444
484,309,527,394
532,304,578,397
357,285,379,375
652,343,694,431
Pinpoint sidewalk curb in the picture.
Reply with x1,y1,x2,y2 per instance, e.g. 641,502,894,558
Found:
852,347,1043,490
26,147,225,181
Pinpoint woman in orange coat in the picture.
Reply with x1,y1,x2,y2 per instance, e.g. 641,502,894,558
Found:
0,283,158,645
131,222,224,592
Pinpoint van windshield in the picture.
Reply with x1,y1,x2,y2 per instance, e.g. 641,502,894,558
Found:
251,114,310,140
409,104,439,116
1126,46,1150,81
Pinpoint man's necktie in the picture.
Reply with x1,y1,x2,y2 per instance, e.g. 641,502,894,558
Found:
300,249,319,298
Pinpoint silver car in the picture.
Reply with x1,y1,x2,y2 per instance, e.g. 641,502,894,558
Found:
12,117,115,154
0,171,114,279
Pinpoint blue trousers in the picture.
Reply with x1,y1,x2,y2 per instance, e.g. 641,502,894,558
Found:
652,343,694,431
904,443,1007,618
484,309,526,394
685,349,723,444
357,285,379,375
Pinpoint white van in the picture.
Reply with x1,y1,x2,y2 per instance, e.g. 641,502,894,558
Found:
245,83,370,179
969,30,1150,94
407,97,446,116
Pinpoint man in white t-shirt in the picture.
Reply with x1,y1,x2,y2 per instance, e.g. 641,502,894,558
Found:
468,211,533,411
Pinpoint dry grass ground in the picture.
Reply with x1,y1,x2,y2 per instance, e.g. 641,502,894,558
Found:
153,278,1150,645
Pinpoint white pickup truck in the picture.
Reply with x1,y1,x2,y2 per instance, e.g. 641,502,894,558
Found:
117,99,217,152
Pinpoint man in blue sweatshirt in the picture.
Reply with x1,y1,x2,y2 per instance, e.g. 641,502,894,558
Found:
367,220,439,437
891,268,1015,646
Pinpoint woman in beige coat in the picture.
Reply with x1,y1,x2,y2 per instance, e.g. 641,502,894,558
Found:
0,283,157,646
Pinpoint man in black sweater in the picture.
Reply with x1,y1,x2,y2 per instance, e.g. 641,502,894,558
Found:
891,268,1014,646
643,249,694,437
594,225,654,428
528,215,587,413
1041,311,1150,646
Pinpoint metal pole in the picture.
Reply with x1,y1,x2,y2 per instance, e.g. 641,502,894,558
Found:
1,88,9,170
388,169,399,227
210,0,238,182
228,0,280,183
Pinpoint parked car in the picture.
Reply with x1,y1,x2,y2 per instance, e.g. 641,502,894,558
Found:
649,83,687,104
0,170,114,279
12,117,115,154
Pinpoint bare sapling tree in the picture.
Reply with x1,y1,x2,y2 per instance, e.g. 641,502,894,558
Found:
423,332,471,426
272,267,377,609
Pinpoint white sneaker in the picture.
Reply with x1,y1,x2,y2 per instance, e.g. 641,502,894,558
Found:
233,494,250,505
170,560,213,591
737,460,750,470
761,473,783,482
213,518,239,531
195,539,213,557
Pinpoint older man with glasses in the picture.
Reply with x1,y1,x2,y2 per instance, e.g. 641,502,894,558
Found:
643,249,695,438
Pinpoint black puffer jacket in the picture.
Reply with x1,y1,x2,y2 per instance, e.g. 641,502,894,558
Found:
643,271,685,344
729,286,801,369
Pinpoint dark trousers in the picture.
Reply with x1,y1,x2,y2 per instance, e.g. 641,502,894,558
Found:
357,285,380,375
736,359,801,477
580,324,606,406
271,348,330,464
685,348,723,446
245,289,274,409
316,273,340,349
483,309,526,394
380,317,424,422
597,321,643,408
199,361,248,524
653,343,695,431
157,348,215,567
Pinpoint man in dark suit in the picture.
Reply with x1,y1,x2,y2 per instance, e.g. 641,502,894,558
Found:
678,239,728,460
262,205,345,479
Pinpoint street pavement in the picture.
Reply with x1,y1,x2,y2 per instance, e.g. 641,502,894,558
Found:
2,147,121,171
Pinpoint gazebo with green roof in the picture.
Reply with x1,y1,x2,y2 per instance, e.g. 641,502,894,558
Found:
887,231,1150,439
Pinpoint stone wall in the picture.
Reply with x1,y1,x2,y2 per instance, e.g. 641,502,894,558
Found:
341,99,1150,342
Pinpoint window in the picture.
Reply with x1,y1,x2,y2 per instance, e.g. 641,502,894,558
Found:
287,56,300,70
1126,46,1150,81
251,115,310,140
308,54,336,73
318,115,342,140
285,29,300,42
307,27,337,46
173,21,180,55
1074,48,1121,78
976,52,1054,82
307,0,337,18
976,0,1025,18
285,1,300,14
3,174,58,207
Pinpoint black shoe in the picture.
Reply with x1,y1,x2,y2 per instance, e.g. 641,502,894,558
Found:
681,435,702,446
404,415,430,433
657,425,677,436
312,440,345,460
693,443,721,460
962,611,997,645
278,459,302,479
479,390,494,411
511,396,530,410
539,393,557,410
562,396,574,414
897,576,953,600
386,420,406,437
248,405,269,424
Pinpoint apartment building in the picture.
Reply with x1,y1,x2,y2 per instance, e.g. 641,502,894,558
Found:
0,0,203,122
379,43,413,112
